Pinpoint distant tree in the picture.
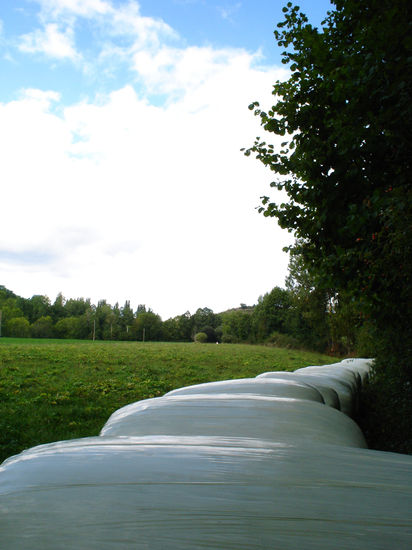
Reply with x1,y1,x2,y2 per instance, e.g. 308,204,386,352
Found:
31,315,54,338
285,248,331,351
221,310,253,343
133,311,163,341
252,287,293,341
194,332,208,343
0,286,18,300
51,293,66,322
55,317,82,339
162,318,180,341
199,325,217,343
26,295,52,323
78,306,96,340
214,325,223,342
77,312,94,340
106,309,120,340
0,298,24,331
192,307,220,339
6,317,31,338
94,300,114,340
64,297,91,317
0,286,21,326
120,300,135,340
328,293,362,356
175,311,194,341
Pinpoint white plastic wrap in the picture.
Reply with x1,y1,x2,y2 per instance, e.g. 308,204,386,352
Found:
165,377,324,403
293,359,374,416
3,356,405,550
1,436,411,549
295,364,360,392
340,358,373,384
256,371,341,410
100,393,367,447
293,369,356,416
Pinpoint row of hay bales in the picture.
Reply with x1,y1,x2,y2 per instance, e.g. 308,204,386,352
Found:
1,358,412,548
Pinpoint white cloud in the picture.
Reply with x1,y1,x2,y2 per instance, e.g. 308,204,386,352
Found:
35,0,177,45
34,0,112,19
108,2,177,43
1,58,292,318
2,1,293,317
20,87,61,105
18,23,79,60
218,3,242,22
131,45,257,97
17,0,178,72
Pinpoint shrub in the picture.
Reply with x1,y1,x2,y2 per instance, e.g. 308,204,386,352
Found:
55,317,83,339
31,316,55,338
5,317,31,338
198,325,216,343
221,333,237,344
265,331,302,350
194,332,208,343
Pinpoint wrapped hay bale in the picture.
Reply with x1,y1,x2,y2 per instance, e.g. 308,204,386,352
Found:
165,377,324,404
256,371,341,410
100,393,367,448
293,367,356,416
1,436,411,549
339,358,373,384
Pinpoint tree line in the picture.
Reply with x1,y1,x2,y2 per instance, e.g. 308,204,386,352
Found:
0,277,370,354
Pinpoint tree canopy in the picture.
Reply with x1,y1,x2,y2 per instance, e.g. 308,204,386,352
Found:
243,0,411,451
244,0,411,372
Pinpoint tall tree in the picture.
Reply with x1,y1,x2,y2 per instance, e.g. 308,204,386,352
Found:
285,250,331,351
244,0,411,368
51,293,66,323
64,297,91,317
6,317,31,338
26,295,52,323
95,300,114,340
243,0,412,451
120,300,135,340
55,317,83,339
175,311,195,341
252,287,293,341
221,310,253,343
133,311,163,341
31,315,54,338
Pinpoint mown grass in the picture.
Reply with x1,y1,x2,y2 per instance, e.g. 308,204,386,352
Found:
0,338,337,463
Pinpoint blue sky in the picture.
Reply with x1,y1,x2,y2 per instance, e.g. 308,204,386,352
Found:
1,0,332,318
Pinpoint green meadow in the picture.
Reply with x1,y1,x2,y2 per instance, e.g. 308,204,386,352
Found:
0,338,337,463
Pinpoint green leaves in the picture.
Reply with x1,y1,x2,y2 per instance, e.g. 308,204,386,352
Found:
243,0,412,381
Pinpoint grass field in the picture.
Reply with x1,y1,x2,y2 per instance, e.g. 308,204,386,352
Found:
0,338,338,463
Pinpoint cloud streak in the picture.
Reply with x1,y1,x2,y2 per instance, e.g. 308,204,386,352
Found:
18,23,79,60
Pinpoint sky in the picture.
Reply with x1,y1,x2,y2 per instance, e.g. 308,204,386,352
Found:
0,0,333,320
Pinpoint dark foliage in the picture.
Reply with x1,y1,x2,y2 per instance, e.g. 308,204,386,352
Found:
243,0,412,452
